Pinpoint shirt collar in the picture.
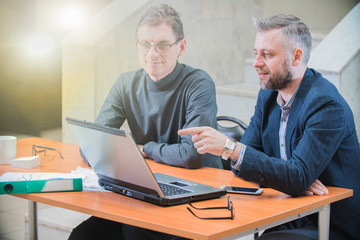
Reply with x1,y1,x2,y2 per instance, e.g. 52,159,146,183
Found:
277,85,300,110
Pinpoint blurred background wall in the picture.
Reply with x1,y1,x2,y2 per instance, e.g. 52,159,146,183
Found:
0,0,111,136
0,0,359,140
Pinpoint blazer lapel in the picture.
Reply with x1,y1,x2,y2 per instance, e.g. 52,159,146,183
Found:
286,100,301,157
269,103,281,157
286,68,314,157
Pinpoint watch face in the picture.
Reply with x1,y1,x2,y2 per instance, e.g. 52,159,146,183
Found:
225,139,236,151
228,140,236,149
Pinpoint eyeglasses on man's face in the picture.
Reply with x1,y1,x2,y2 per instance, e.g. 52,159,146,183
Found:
187,196,234,220
136,39,181,53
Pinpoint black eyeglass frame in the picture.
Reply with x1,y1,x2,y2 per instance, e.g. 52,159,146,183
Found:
32,144,64,159
135,39,182,53
186,196,234,220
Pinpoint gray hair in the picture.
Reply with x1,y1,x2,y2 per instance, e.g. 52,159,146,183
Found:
136,4,184,40
253,14,312,63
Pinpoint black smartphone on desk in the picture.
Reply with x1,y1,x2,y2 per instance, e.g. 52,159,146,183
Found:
221,186,263,195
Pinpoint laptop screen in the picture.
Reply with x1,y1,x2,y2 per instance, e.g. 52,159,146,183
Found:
66,117,164,196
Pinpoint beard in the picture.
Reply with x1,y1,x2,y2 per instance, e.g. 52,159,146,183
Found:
260,60,293,90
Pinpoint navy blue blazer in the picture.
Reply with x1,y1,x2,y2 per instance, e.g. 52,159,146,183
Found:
234,68,360,239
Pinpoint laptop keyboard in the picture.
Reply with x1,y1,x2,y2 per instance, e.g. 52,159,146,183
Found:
158,183,191,196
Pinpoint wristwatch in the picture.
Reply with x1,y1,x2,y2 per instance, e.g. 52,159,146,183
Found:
221,138,237,160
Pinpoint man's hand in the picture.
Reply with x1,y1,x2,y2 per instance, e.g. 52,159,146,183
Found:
137,145,147,158
305,179,329,196
178,127,228,156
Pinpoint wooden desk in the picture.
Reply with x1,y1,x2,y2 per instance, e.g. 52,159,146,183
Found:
0,138,353,240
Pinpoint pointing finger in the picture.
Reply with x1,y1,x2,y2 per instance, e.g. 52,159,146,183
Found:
178,127,205,136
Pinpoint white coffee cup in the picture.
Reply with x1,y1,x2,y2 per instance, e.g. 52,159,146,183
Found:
0,136,17,164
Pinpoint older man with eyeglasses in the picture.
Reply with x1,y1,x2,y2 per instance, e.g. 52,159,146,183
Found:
68,4,220,240
94,4,221,170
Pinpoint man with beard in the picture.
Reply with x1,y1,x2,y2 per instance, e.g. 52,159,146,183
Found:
179,14,360,239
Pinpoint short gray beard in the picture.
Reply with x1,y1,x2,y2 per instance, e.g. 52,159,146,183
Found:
262,61,293,90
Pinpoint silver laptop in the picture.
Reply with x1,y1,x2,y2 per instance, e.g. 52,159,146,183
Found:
66,117,226,206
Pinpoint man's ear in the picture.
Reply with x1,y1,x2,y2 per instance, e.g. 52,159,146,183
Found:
179,39,186,57
292,48,303,66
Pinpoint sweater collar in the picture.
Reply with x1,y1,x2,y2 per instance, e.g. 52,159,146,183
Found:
146,62,182,91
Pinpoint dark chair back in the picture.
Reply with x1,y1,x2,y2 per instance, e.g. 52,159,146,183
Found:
217,116,248,170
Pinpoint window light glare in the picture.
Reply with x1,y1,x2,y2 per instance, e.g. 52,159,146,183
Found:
58,7,87,31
